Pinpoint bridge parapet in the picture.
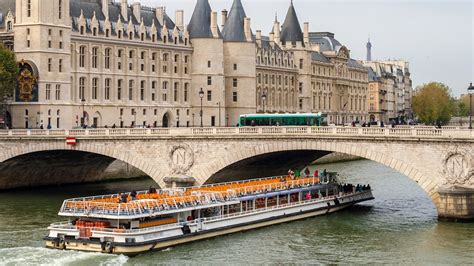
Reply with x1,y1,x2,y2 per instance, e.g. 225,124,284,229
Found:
0,126,472,139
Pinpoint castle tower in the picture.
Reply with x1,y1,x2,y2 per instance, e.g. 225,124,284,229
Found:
367,38,372,61
188,0,225,127
13,0,72,129
280,1,312,113
221,0,256,125
280,0,304,49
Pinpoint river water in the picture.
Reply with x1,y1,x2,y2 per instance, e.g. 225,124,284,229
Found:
0,160,472,265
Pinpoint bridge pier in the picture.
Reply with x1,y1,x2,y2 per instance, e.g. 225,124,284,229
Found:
437,187,474,222
163,176,196,189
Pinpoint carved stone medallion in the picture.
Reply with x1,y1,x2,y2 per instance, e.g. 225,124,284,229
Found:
443,150,473,186
169,144,194,175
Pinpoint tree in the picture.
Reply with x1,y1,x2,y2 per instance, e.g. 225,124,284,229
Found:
458,94,473,117
412,82,455,125
0,45,19,99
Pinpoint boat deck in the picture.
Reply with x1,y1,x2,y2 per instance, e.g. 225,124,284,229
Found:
59,176,324,219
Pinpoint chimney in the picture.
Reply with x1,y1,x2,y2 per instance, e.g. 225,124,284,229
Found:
121,0,128,21
304,22,309,44
256,30,262,46
221,9,228,29
133,1,141,22
244,17,252,42
156,7,164,26
211,11,218,38
273,21,280,44
175,10,184,30
102,0,109,19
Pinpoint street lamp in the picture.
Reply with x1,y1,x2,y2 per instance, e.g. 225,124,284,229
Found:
81,98,86,128
261,93,267,113
468,82,474,130
199,88,204,127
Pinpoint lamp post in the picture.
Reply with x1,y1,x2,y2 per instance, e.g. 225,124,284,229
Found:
199,88,204,127
261,93,267,113
217,102,221,127
468,82,474,130
81,98,86,128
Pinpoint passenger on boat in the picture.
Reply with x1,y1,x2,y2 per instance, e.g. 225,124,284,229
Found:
131,191,137,201
314,170,319,178
149,186,157,194
304,168,311,177
305,192,312,200
295,169,301,178
120,193,128,203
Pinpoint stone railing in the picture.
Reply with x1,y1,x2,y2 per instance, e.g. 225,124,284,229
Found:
0,126,472,139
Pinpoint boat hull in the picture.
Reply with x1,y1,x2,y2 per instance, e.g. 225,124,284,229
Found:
45,191,374,255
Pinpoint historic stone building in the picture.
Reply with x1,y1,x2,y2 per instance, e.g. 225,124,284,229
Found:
364,61,413,123
0,0,369,129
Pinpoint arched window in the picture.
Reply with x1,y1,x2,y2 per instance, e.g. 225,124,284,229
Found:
104,79,111,100
91,47,98,68
104,48,111,69
117,79,123,100
58,0,62,19
27,0,31,17
128,80,134,101
92,78,99,100
79,46,86,68
79,77,86,100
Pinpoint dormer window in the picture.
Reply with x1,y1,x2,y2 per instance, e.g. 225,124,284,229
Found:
129,32,133,40
80,26,85,35
7,21,12,32
141,33,144,41
93,27,97,36
118,30,122,39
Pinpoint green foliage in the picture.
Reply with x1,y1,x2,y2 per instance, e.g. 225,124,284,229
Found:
0,45,19,98
412,82,455,125
457,95,473,117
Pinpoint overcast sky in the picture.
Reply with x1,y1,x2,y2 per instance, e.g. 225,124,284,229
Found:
136,0,473,96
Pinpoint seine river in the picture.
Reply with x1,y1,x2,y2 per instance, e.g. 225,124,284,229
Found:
0,160,473,265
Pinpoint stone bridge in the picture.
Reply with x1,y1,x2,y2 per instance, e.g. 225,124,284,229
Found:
0,126,473,221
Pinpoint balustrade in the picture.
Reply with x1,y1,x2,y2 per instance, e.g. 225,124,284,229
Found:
0,126,471,139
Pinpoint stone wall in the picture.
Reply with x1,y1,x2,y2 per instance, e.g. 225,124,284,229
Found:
313,152,362,165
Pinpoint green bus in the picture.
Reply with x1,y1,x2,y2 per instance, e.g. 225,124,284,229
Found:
238,113,328,127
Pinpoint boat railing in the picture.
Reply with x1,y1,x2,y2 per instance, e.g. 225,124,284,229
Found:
201,194,338,223
59,190,239,217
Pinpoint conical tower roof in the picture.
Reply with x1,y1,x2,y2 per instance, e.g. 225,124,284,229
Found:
280,1,303,43
222,0,247,42
187,0,214,38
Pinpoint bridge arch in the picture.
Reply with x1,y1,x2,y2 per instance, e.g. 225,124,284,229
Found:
191,140,439,207
0,141,169,188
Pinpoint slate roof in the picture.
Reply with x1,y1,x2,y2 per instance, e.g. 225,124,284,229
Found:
222,0,247,42
348,59,367,70
368,67,381,82
188,0,221,39
311,52,330,63
280,1,303,43
309,32,343,52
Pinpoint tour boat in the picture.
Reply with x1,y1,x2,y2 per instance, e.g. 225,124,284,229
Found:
44,174,374,255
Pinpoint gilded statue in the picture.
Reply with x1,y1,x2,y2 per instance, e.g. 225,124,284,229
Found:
18,68,37,102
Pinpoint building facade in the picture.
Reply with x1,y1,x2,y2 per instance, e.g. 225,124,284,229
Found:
363,40,413,124
0,0,369,129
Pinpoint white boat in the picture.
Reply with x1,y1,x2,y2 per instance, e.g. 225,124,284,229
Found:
44,174,374,255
